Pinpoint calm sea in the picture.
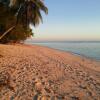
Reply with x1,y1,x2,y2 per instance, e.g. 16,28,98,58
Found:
25,41,100,61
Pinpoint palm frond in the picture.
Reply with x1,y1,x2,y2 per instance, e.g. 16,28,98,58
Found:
32,8,40,26
32,0,48,14
9,0,48,27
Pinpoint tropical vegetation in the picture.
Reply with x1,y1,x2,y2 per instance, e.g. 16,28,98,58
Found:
0,0,48,43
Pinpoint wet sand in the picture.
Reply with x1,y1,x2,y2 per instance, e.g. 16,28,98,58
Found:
0,44,100,100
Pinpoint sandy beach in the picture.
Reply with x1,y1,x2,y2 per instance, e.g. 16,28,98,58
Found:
0,44,100,100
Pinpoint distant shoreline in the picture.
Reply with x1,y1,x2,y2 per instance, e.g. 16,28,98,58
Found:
27,43,99,61
25,41,100,61
25,40,100,43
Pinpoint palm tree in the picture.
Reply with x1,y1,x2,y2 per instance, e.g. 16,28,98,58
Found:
0,0,48,40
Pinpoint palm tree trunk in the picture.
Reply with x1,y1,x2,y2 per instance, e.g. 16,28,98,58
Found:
0,2,22,40
0,26,15,40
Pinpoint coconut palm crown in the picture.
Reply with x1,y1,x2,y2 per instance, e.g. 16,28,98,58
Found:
10,0,48,28
0,0,48,43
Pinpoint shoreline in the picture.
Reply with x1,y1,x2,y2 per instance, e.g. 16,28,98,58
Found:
0,44,100,99
27,44,100,69
25,43,100,62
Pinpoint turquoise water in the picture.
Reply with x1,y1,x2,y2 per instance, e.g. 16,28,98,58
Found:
25,41,100,61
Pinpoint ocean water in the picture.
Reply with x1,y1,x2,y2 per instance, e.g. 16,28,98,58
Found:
25,41,100,61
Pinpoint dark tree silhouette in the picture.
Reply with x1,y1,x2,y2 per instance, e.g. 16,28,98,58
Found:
0,0,48,43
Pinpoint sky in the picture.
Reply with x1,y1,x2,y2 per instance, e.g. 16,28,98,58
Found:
30,0,100,41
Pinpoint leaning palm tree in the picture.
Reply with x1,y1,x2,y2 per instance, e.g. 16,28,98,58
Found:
0,0,48,41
